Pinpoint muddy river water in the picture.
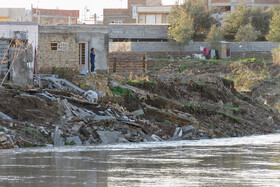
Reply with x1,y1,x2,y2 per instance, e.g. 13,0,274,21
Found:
0,134,280,186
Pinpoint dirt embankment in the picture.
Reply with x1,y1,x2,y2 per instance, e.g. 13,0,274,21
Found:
0,60,280,149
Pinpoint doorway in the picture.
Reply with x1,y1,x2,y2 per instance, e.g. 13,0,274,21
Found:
79,42,88,73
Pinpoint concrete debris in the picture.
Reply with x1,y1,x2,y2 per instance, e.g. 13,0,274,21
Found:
193,54,206,60
151,134,163,141
41,76,85,93
97,131,125,144
131,109,145,116
0,132,14,149
183,125,196,134
53,126,65,147
0,111,12,121
84,90,98,103
66,136,82,146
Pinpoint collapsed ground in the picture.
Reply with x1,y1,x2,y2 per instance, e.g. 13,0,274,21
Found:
1,58,280,148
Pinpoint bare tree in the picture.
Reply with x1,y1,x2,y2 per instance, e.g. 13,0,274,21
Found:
0,36,29,86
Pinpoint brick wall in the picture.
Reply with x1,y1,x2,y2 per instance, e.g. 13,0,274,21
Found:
109,52,146,74
37,32,79,73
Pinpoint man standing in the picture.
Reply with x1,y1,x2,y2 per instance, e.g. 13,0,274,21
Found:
90,48,96,73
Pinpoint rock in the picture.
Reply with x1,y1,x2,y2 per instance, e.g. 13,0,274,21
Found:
53,126,65,146
97,90,106,99
0,111,12,121
3,127,9,132
93,115,116,122
182,125,196,134
9,123,13,128
198,130,210,139
38,126,48,136
97,131,124,144
131,109,145,116
0,133,14,149
209,129,214,138
117,137,130,143
267,116,274,125
66,136,82,146
84,135,100,145
182,132,193,140
218,100,224,107
172,127,183,140
0,135,8,142
151,134,163,141
79,126,91,138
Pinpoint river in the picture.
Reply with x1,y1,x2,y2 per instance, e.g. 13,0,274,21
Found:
0,134,280,187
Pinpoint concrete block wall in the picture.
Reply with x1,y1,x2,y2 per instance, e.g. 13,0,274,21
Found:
0,40,9,78
110,41,280,59
38,33,79,73
109,52,146,74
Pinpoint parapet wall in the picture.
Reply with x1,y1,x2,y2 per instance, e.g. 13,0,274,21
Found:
110,41,280,59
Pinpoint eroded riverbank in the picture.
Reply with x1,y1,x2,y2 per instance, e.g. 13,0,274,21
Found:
1,59,280,148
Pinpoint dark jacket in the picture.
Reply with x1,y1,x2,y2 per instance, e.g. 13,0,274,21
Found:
90,52,95,63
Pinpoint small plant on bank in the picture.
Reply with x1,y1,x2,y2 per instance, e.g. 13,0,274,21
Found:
216,110,242,123
272,45,280,65
224,106,243,112
65,140,76,145
196,81,207,86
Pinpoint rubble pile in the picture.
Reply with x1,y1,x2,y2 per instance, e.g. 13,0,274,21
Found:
1,59,280,149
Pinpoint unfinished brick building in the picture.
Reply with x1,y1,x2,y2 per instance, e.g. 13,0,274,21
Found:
31,6,79,25
203,0,280,11
103,0,162,24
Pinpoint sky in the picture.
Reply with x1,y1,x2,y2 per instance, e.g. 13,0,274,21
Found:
1,0,178,17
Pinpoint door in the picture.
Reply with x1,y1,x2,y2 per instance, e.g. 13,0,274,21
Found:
79,42,88,73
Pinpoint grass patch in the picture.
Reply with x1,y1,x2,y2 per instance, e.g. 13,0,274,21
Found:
109,86,131,96
157,120,170,125
224,106,242,112
152,65,166,70
196,81,207,86
150,58,170,62
21,127,43,137
196,62,204,66
216,110,242,123
241,58,263,63
65,140,76,145
126,80,156,86
184,103,205,110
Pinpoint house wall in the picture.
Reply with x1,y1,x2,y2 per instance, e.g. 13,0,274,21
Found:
0,8,30,22
38,25,109,74
109,53,146,74
32,16,78,25
208,0,280,11
103,0,162,24
38,33,79,72
0,22,38,65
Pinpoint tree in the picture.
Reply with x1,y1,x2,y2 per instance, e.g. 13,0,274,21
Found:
168,0,213,43
223,4,251,37
168,4,194,44
266,7,280,42
0,37,28,85
251,7,272,37
235,24,261,50
205,25,224,49
223,4,271,39
181,0,213,34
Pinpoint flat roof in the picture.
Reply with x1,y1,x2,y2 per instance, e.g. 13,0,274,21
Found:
0,21,38,25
